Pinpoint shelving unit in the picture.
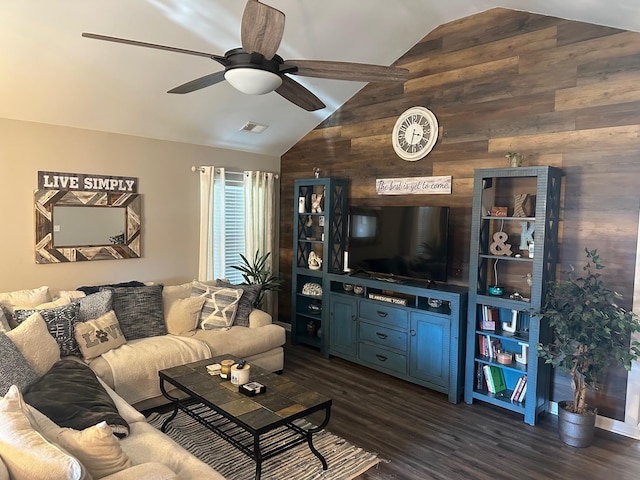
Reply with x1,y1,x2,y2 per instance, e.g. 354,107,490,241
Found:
464,166,562,425
290,178,348,356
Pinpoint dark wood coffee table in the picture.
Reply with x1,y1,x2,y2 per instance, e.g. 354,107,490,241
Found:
158,355,332,480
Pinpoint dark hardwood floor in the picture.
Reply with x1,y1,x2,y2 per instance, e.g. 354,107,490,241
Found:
283,341,640,480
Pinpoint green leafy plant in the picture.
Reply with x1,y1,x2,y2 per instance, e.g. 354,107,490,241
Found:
536,248,640,415
231,250,283,309
505,152,524,167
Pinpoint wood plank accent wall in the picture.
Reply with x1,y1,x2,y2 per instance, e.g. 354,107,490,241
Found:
279,8,640,419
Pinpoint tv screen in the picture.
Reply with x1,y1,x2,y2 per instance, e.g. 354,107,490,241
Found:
347,205,450,283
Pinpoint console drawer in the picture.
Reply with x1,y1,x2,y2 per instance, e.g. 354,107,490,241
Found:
359,343,407,375
358,301,408,329
359,321,407,351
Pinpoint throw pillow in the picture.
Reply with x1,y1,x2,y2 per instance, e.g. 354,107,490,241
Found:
73,290,113,322
77,280,145,296
163,282,194,299
74,310,126,361
30,406,133,480
0,307,10,333
0,333,40,396
105,284,165,340
164,296,206,335
192,282,243,331
6,312,61,376
0,385,85,480
14,302,81,356
23,359,130,437
215,280,261,327
0,286,51,314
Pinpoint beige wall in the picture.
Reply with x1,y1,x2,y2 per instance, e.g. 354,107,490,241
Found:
0,118,280,292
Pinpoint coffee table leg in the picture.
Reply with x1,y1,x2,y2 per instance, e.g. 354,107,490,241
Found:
253,435,263,480
159,378,179,433
306,404,332,470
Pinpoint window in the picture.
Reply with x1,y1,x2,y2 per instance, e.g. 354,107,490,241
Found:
213,171,245,283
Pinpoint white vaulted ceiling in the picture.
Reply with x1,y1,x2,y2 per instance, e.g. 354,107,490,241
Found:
2,0,640,156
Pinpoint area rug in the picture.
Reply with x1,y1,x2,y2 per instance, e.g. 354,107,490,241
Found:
147,410,381,480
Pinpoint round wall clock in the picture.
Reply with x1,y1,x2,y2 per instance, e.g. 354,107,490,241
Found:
391,106,439,161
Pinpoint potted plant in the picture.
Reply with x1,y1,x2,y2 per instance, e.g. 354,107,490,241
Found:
231,250,283,310
535,248,640,447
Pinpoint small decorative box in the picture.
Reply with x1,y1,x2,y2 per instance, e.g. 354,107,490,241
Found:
239,381,267,397
491,206,508,217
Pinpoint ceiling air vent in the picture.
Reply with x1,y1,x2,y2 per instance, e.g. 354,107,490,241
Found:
240,121,268,134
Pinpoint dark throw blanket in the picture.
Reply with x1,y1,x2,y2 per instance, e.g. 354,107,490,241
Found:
24,358,129,437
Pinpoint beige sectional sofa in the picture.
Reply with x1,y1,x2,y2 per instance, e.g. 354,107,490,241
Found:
0,281,286,479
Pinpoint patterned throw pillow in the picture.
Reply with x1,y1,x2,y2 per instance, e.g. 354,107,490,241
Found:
74,310,126,361
73,290,113,322
104,285,165,340
14,303,81,356
215,280,261,327
191,282,243,331
0,333,40,395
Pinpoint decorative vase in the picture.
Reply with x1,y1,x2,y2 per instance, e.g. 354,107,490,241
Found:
307,321,317,337
557,401,596,448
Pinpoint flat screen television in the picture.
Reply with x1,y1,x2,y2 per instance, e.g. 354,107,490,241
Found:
347,205,450,283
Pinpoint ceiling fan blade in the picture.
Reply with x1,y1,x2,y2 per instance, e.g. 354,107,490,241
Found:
275,76,325,111
168,71,227,94
82,32,227,66
282,59,409,83
241,0,285,59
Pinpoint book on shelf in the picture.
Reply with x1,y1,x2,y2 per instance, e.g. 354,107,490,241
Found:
480,305,499,331
482,365,507,393
510,375,527,402
479,335,502,358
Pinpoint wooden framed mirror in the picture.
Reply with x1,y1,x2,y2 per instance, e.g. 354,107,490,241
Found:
35,189,141,263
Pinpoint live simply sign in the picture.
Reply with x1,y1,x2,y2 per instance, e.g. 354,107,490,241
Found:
38,171,138,193
376,176,452,195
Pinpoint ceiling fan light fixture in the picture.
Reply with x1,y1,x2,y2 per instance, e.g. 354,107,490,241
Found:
224,67,282,95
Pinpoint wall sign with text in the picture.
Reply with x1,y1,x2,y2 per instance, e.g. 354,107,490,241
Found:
38,171,138,193
375,176,452,195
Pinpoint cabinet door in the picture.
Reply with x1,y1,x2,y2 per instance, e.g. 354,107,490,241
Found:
409,312,450,389
329,295,357,359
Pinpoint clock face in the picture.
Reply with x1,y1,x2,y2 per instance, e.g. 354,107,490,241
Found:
391,107,438,161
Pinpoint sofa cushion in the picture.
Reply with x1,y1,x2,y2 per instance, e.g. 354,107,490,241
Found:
106,285,165,340
192,282,243,331
74,290,113,322
100,462,178,480
75,310,126,361
191,323,286,359
164,296,206,335
6,312,61,376
77,280,145,296
215,280,261,327
23,359,130,437
14,302,81,356
0,385,86,480
0,333,40,396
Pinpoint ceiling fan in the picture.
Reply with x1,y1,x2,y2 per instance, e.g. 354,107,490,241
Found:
82,0,408,111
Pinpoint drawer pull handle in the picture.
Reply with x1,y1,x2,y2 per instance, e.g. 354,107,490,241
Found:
351,315,356,322
376,310,388,318
376,354,388,362
410,329,417,336
376,332,388,339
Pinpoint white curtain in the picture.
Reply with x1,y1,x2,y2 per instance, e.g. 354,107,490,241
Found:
244,171,278,316
198,166,226,281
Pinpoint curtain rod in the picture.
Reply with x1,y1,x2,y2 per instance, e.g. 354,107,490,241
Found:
191,166,279,179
